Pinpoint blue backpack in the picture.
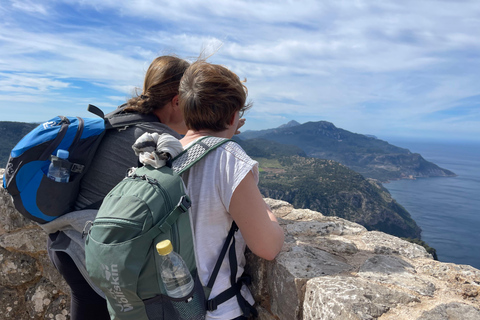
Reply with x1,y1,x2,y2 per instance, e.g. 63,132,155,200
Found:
2,104,157,224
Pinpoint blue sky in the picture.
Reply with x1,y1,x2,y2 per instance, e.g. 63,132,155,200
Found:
1,0,479,142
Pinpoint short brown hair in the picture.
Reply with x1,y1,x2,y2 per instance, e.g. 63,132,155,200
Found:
179,61,252,132
126,55,190,114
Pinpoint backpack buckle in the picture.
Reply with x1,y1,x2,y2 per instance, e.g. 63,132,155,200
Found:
178,195,191,212
239,275,252,286
207,299,218,311
71,163,85,173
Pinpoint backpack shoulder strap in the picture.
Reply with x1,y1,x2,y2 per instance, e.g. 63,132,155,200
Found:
206,221,258,317
88,104,159,130
171,136,234,175
172,136,257,317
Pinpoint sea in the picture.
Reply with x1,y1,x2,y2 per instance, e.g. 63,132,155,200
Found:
382,139,480,270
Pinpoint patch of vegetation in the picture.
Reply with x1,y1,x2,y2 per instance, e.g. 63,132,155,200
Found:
256,158,283,169
403,237,438,260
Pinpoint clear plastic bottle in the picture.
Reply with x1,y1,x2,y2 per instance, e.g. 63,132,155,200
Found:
156,240,194,298
47,149,70,183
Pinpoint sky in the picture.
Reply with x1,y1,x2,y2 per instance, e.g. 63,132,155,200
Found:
1,0,479,142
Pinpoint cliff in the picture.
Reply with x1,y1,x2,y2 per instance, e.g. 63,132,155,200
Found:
236,138,422,239
248,199,479,319
1,169,479,319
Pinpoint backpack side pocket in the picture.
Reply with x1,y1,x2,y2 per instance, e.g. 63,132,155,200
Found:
12,161,82,223
36,172,81,219
86,229,157,320
144,274,206,320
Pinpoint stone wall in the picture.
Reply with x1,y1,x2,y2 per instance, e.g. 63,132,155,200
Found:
248,199,480,319
1,168,479,319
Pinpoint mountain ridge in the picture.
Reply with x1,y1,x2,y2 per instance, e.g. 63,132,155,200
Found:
278,120,301,128
239,120,455,182
0,121,38,167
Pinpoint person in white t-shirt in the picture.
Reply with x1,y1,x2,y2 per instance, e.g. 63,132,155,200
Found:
178,61,285,320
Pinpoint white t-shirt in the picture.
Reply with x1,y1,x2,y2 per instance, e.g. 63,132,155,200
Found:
181,139,258,320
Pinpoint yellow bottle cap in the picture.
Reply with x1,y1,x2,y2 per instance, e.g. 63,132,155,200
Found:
156,240,173,256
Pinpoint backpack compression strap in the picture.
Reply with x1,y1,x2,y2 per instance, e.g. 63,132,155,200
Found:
88,104,159,130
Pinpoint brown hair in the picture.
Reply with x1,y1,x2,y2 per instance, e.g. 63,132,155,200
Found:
126,56,190,114
179,61,252,132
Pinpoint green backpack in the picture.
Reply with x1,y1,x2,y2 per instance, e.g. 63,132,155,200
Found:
84,136,257,320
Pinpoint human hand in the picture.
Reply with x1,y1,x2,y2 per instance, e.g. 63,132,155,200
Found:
235,118,246,135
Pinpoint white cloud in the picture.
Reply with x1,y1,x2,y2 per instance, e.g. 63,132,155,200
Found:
0,27,148,89
10,0,48,15
0,72,71,94
0,0,479,140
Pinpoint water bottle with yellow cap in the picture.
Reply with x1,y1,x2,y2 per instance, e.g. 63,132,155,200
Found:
156,240,194,298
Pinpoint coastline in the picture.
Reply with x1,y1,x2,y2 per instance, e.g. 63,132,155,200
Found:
381,139,480,269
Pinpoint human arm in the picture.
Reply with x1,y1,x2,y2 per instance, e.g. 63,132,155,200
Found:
229,171,284,260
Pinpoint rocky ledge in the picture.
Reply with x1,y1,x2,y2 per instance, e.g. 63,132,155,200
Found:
248,198,480,319
1,169,479,319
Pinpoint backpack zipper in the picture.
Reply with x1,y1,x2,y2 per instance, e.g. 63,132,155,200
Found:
149,180,181,253
39,117,70,161
172,223,180,253
92,217,143,229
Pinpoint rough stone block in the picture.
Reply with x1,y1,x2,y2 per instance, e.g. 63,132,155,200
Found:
303,276,419,320
359,255,436,296
418,302,480,320
0,246,40,286
362,231,432,259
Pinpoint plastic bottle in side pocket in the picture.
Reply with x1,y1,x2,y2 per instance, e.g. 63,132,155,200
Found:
47,149,71,183
156,240,194,298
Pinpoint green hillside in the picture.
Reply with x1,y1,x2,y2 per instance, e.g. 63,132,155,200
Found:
237,138,422,239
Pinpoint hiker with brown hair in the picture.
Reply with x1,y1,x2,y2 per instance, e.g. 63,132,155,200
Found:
46,55,191,320
178,61,284,320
